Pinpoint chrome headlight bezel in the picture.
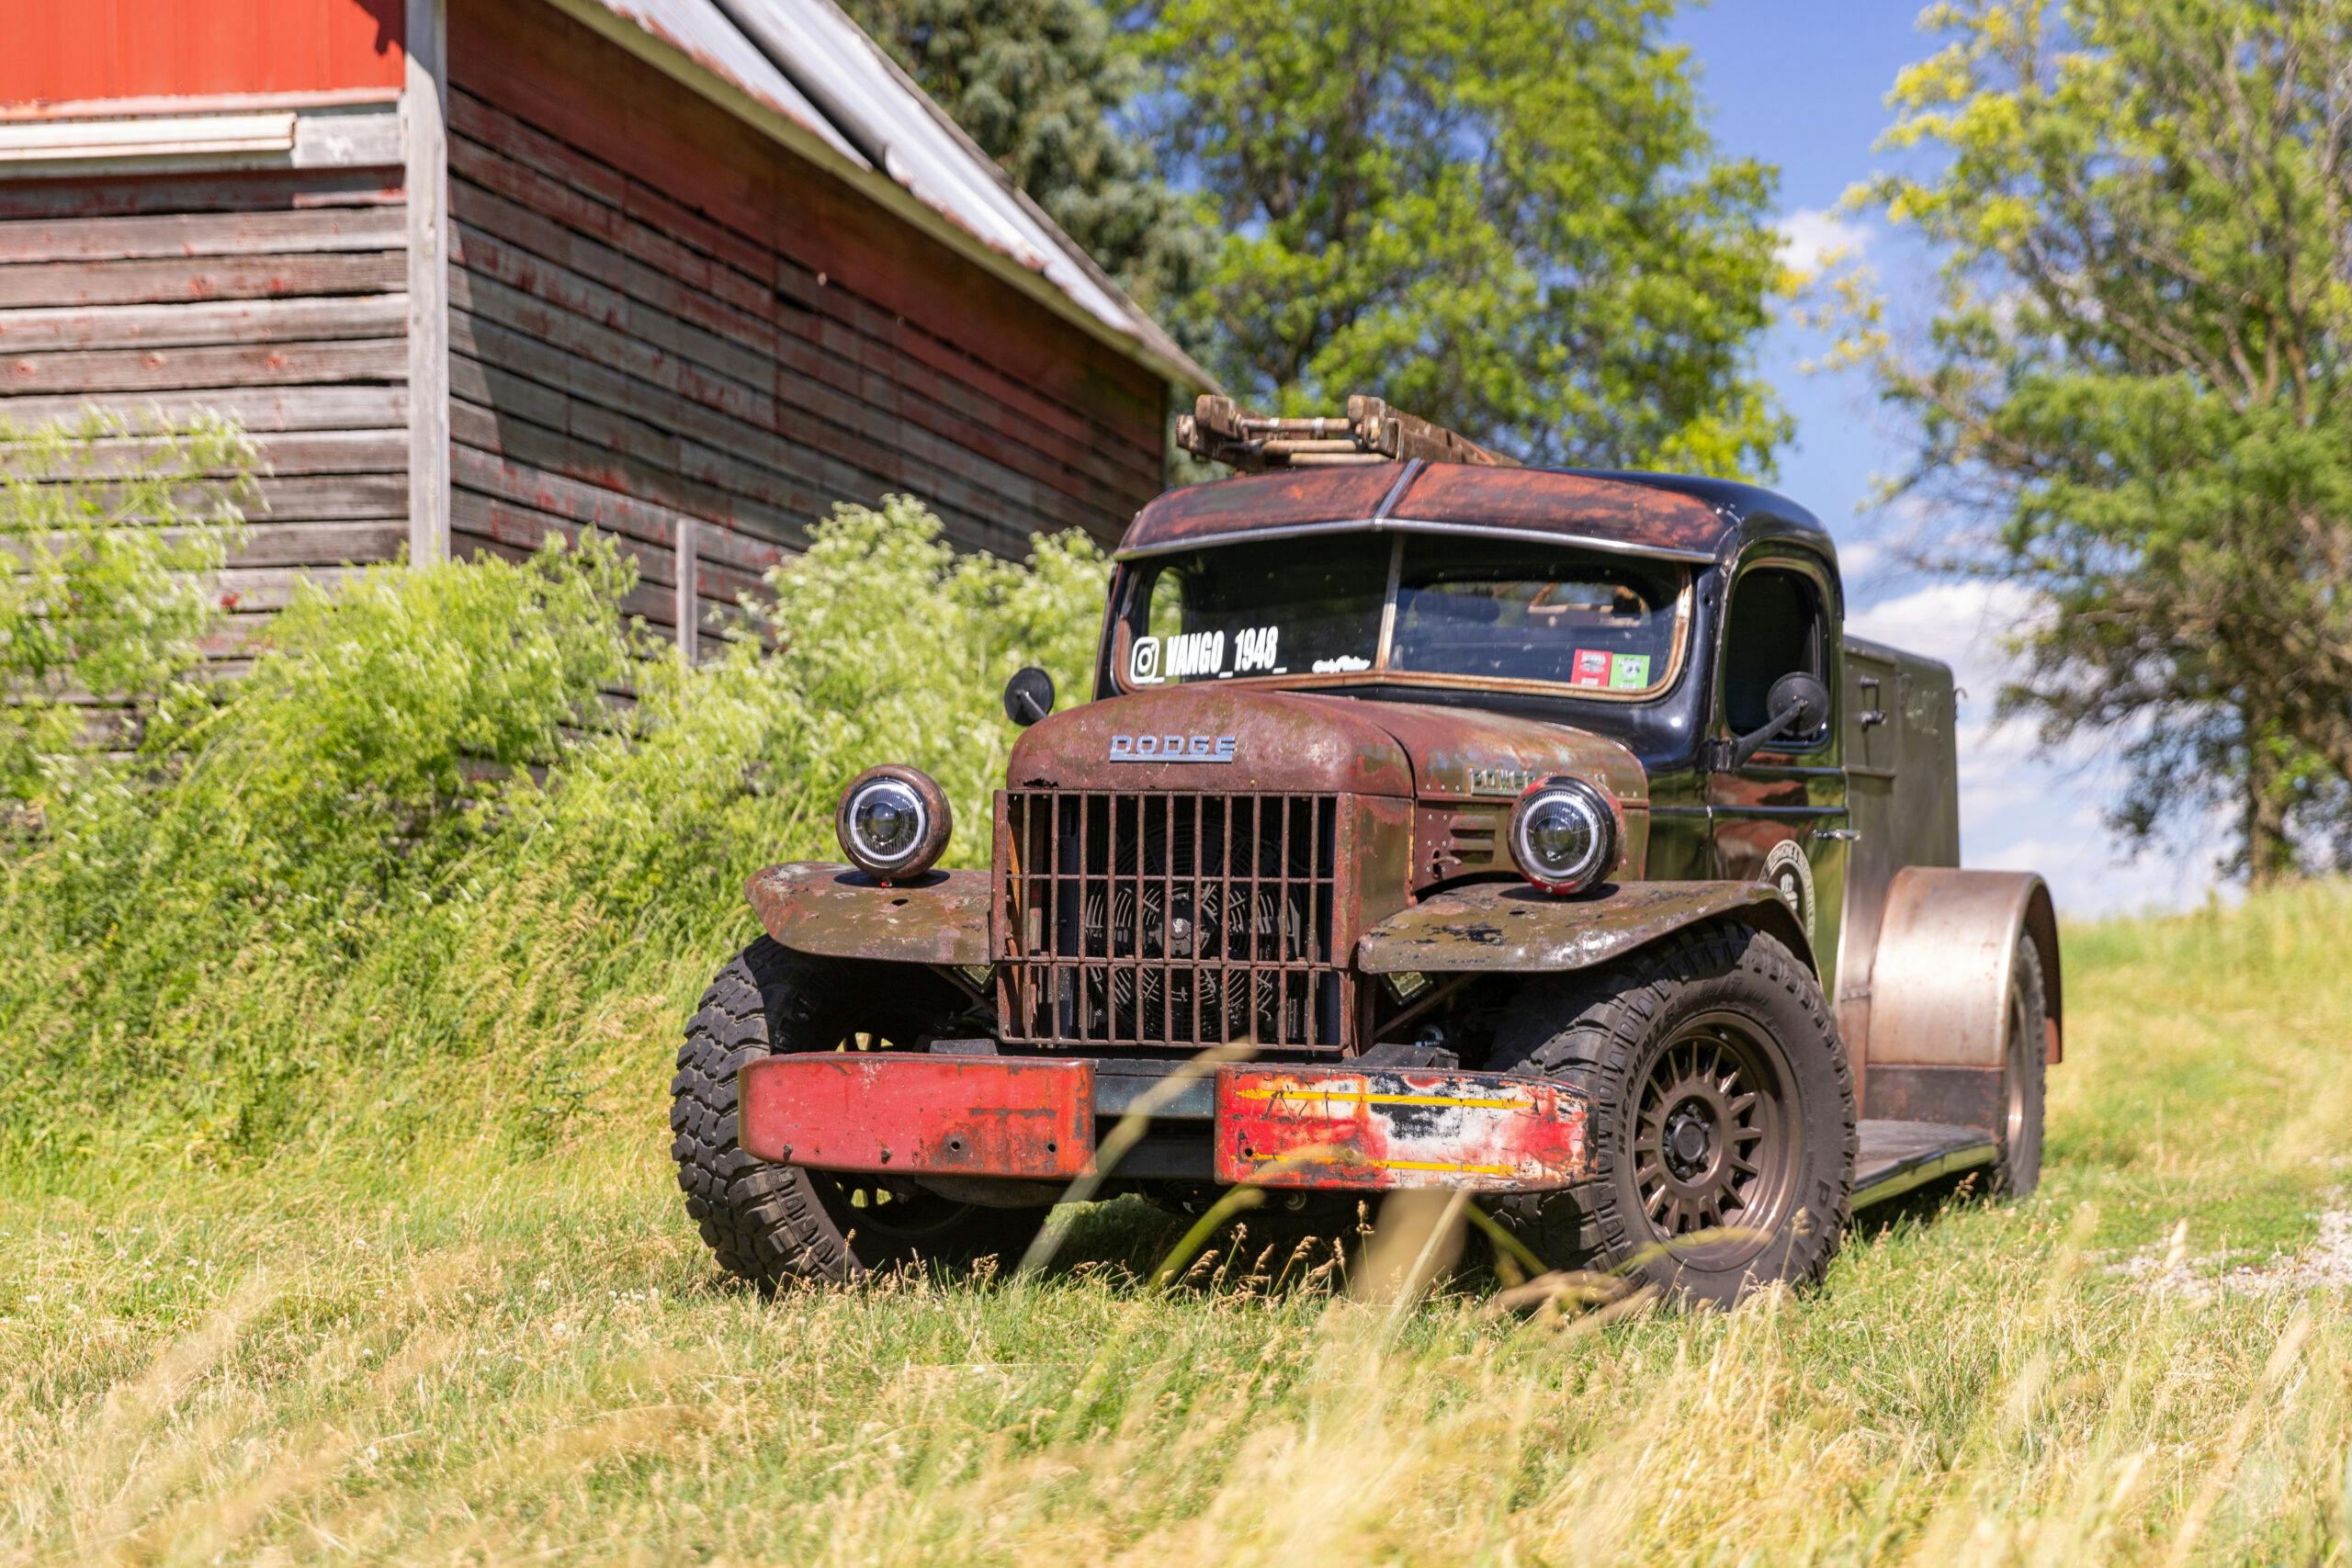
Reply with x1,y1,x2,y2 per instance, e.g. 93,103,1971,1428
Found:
835,764,952,882
1507,775,1622,897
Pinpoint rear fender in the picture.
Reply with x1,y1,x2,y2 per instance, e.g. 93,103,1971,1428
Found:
1862,867,2062,1130
1868,867,2062,1068
745,862,989,968
1355,879,1815,977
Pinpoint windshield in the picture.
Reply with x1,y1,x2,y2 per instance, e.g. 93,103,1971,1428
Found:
1114,534,1689,695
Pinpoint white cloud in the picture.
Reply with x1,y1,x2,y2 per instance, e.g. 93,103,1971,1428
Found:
1775,209,1872,278
1844,577,2222,919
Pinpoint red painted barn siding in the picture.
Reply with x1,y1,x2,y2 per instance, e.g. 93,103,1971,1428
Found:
0,0,404,106
446,0,1167,638
0,164,411,668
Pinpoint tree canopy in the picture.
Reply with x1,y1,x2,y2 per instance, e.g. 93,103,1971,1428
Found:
1141,0,1790,472
1845,0,2352,879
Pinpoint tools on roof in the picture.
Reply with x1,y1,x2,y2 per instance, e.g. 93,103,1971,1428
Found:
1176,393,1518,472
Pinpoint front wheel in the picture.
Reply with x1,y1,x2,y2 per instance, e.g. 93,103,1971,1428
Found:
1490,921,1857,1307
671,938,1053,1286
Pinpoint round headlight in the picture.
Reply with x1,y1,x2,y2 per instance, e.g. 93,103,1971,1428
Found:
1508,776,1621,896
836,765,952,881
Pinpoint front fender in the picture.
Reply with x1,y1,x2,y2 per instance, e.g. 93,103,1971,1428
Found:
745,863,990,967
1355,879,1814,976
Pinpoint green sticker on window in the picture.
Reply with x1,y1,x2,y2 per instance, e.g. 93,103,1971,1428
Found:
1608,653,1652,690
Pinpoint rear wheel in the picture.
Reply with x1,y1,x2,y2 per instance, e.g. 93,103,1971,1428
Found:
1996,936,2049,1196
1489,921,1857,1307
671,939,1053,1286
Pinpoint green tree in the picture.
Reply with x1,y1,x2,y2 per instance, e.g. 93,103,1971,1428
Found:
1844,0,2352,880
840,0,1211,322
1143,0,1788,473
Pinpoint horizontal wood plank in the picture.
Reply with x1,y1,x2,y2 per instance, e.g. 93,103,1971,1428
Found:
0,203,405,264
0,383,406,434
0,250,404,310
0,293,407,353
3,336,405,395
0,169,402,222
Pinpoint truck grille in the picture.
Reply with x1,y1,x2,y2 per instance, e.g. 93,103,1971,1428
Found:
995,791,1349,1051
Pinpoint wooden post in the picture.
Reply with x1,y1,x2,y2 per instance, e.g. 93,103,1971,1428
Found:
674,518,700,660
403,0,451,566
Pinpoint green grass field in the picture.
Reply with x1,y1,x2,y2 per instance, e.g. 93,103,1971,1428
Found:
4,881,2349,1565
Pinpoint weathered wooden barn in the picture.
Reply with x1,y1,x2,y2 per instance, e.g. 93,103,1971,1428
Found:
0,0,1207,657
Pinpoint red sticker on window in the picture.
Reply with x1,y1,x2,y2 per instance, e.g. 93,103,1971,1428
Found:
1570,649,1611,688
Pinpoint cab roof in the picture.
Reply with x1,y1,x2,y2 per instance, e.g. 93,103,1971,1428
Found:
1115,461,1830,567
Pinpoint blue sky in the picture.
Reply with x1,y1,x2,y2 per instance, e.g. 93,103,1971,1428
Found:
1667,2,2221,919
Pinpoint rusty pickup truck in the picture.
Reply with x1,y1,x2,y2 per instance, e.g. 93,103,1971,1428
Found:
672,397,2060,1305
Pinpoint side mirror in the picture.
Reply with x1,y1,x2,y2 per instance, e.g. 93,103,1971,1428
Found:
1002,666,1056,727
1725,671,1829,769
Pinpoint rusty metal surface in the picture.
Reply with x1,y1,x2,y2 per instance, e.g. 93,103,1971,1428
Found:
739,1054,1093,1178
1008,686,1416,796
1387,463,1724,554
1861,1066,2006,1137
745,862,991,966
1355,878,1811,976
1370,703,1648,807
1212,1065,1589,1191
1865,868,2060,1074
1121,464,1735,561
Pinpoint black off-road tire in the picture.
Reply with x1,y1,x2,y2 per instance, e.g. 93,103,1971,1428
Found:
672,937,1052,1287
1489,921,1857,1308
1995,937,2049,1197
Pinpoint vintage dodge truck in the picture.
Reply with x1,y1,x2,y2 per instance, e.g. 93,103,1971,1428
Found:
673,398,2062,1305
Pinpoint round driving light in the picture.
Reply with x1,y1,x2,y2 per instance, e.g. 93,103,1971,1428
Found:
1508,776,1622,896
836,764,952,881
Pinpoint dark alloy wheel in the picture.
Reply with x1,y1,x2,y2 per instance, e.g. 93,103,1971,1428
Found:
672,938,1054,1286
1490,920,1856,1307
1632,1012,1800,1266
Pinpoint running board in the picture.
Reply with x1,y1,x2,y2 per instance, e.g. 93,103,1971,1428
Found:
1852,1119,1997,1211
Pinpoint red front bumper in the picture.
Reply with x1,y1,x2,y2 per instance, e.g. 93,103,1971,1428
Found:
738,1055,1589,1193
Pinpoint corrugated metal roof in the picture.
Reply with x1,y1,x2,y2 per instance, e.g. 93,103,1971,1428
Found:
575,0,1212,389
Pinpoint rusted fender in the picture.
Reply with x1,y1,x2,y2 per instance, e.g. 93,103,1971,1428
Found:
1867,868,2061,1069
745,862,989,967
1355,878,1813,976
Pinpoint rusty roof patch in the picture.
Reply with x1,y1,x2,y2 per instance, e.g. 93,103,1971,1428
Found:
1117,462,1816,563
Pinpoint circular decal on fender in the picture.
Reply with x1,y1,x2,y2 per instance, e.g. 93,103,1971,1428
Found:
1763,839,1815,943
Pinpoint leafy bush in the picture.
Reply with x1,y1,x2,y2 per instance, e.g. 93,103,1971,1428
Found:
0,412,255,801
0,494,1104,1167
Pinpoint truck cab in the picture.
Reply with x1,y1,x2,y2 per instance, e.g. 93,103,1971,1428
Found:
674,398,2062,1305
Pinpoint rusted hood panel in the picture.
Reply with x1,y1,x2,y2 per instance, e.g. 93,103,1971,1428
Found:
1357,879,1810,975
746,863,989,967
1008,689,1645,810
1009,686,1416,795
1365,703,1646,806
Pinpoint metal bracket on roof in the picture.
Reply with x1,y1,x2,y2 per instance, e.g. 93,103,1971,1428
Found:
1177,394,1519,472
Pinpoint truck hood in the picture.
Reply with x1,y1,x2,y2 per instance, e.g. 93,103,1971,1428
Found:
1006,687,1646,807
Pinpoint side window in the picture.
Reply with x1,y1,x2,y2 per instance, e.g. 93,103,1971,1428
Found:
1722,568,1826,740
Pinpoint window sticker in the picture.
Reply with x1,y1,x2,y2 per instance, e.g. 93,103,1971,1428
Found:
1570,649,1611,688
1608,653,1652,690
1234,625,1281,672
1131,626,1292,685
1311,655,1371,674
